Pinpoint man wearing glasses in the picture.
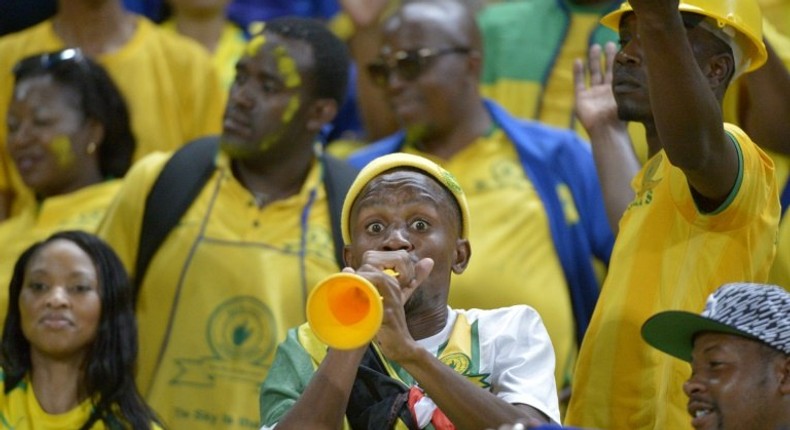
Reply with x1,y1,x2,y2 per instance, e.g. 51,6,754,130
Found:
347,0,614,401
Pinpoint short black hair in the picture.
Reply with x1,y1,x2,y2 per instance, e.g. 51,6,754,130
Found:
13,50,136,179
263,17,350,107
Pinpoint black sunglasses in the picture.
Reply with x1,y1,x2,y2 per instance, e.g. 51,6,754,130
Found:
366,47,471,87
13,48,87,78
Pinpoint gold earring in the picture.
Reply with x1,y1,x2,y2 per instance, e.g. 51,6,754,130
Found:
86,141,97,155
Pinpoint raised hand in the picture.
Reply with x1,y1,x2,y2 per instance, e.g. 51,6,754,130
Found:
573,42,638,233
573,42,622,134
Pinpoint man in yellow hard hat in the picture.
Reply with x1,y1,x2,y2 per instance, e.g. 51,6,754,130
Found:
566,0,780,429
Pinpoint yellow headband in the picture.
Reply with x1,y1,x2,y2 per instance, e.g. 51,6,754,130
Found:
341,153,470,244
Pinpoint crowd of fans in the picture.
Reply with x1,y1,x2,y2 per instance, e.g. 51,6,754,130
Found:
0,0,787,429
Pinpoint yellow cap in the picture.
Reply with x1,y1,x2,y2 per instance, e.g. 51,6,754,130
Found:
341,153,470,244
601,0,767,73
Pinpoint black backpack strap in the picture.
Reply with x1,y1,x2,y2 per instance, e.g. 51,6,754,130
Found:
322,154,359,268
134,136,219,295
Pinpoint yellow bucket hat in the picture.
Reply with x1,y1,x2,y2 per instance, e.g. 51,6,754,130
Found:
340,153,470,244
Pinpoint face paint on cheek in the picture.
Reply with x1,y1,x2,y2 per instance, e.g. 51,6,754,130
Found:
255,46,304,152
281,95,301,124
245,34,266,57
50,135,75,167
258,93,301,151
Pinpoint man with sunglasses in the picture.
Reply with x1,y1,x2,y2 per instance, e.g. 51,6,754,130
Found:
565,0,780,429
347,0,614,399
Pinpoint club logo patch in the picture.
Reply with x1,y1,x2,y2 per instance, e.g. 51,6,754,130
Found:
171,296,276,387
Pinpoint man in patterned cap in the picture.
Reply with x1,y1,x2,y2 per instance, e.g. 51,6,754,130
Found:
642,283,790,430
260,153,560,429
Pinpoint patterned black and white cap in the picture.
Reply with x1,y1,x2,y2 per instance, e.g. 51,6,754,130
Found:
642,283,790,362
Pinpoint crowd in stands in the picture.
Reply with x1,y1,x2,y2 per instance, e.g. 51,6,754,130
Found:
0,0,788,429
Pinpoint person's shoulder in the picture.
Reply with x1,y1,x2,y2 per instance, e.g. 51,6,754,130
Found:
487,100,582,143
503,117,591,159
0,368,26,394
456,305,543,324
723,122,754,146
132,15,216,66
507,117,586,147
122,151,176,186
722,122,773,164
0,20,56,68
0,19,51,46
0,207,30,235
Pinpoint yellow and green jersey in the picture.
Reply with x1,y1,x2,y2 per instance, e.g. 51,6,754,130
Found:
0,370,163,430
566,124,780,430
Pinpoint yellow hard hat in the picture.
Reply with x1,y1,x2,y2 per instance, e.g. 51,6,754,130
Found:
600,0,767,72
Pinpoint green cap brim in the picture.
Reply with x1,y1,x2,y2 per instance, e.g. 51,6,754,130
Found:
641,311,761,362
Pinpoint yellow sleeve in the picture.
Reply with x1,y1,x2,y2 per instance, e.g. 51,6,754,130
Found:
98,152,171,275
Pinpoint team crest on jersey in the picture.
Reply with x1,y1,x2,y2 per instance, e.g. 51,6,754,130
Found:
171,296,276,387
629,153,663,209
440,352,490,389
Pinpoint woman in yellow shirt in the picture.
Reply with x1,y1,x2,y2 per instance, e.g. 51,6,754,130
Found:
0,49,135,318
0,231,161,429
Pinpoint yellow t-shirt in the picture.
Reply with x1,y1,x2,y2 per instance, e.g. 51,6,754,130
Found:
405,131,575,391
160,20,247,91
0,17,226,217
98,151,339,430
0,180,120,329
769,154,790,289
0,371,162,430
722,19,790,291
565,124,779,430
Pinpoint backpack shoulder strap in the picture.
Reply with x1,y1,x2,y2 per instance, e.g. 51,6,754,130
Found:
135,136,219,293
321,154,359,268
